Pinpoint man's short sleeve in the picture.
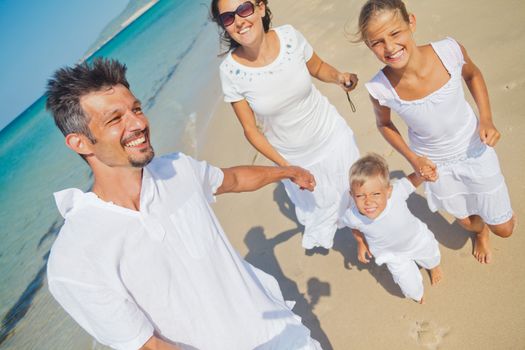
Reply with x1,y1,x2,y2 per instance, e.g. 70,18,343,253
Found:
48,278,154,350
185,156,225,203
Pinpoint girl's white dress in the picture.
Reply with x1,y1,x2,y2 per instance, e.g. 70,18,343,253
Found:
365,37,512,225
220,25,360,249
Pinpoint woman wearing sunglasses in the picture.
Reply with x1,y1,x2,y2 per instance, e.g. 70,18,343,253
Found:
211,0,361,251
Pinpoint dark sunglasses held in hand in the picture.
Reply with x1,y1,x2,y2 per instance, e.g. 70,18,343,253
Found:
220,1,255,27
345,81,356,113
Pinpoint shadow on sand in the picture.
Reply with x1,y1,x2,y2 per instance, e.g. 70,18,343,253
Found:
269,173,473,305
243,183,334,349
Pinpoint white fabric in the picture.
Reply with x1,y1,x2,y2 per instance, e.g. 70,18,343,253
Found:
48,153,319,350
365,37,481,163
424,146,512,224
220,25,360,249
386,253,440,301
365,37,513,224
341,178,440,300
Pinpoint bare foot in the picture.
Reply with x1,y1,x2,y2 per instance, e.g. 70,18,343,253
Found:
418,296,425,305
430,266,442,285
473,225,492,264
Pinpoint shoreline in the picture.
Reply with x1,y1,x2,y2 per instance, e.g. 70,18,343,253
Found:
80,0,160,63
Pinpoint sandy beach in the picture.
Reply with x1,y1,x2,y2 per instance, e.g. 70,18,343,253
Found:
199,0,525,349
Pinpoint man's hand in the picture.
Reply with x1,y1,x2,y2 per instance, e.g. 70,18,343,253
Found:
288,166,316,191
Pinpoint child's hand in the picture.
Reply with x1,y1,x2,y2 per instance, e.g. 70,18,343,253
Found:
357,242,373,264
479,120,501,147
338,72,358,92
412,156,438,182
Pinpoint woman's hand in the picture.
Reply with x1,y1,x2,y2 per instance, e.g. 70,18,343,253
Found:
411,156,438,182
338,72,358,92
479,119,501,146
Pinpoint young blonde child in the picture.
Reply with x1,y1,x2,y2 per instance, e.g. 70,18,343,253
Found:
342,153,442,303
357,0,515,264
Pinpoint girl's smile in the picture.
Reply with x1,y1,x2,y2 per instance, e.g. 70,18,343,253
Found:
365,10,416,69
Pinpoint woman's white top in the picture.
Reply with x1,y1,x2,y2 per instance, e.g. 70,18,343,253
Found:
365,37,484,162
341,178,437,265
220,24,352,166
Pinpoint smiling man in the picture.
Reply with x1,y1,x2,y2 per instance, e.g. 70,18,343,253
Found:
45,58,322,350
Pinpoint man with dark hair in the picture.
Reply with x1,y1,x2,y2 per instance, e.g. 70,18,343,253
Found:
45,58,322,350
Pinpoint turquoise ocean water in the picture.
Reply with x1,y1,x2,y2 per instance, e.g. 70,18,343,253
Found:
0,1,222,348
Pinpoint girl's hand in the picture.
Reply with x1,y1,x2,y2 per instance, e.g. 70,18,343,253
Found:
412,156,438,182
357,242,373,264
479,119,501,146
338,72,358,92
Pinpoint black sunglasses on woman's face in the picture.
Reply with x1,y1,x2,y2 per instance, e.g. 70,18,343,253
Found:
219,1,255,27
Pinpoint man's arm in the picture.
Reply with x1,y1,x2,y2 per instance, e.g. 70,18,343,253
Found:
216,165,315,195
140,336,181,350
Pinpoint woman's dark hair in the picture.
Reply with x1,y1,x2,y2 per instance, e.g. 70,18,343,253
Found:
210,0,273,53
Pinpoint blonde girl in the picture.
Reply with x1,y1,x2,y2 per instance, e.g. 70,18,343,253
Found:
357,0,514,263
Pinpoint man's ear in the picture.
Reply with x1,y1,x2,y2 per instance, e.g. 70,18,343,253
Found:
65,133,94,156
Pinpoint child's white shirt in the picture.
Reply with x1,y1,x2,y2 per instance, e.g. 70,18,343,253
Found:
342,178,435,265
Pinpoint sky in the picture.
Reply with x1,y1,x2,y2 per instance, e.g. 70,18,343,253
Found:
0,0,129,131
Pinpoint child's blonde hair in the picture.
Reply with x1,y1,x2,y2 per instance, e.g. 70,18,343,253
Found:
355,0,410,42
349,153,390,189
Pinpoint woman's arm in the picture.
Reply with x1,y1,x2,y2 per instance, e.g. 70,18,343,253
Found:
231,100,290,166
306,52,358,92
371,95,438,181
459,43,500,146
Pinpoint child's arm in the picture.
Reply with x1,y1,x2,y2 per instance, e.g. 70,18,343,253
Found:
407,172,424,188
306,52,358,92
371,96,438,182
459,43,501,146
352,229,373,264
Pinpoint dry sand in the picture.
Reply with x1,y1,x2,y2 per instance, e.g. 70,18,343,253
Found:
198,0,525,349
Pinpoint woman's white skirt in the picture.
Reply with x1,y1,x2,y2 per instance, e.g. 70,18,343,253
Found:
425,145,513,225
282,125,360,249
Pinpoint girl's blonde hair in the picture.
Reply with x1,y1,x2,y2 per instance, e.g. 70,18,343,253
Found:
355,0,410,42
349,153,390,189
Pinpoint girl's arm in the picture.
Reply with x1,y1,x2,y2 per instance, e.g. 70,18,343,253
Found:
459,43,500,146
371,95,438,181
231,100,290,167
306,52,358,92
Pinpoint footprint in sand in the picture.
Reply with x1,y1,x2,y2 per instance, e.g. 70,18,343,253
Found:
410,320,450,350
